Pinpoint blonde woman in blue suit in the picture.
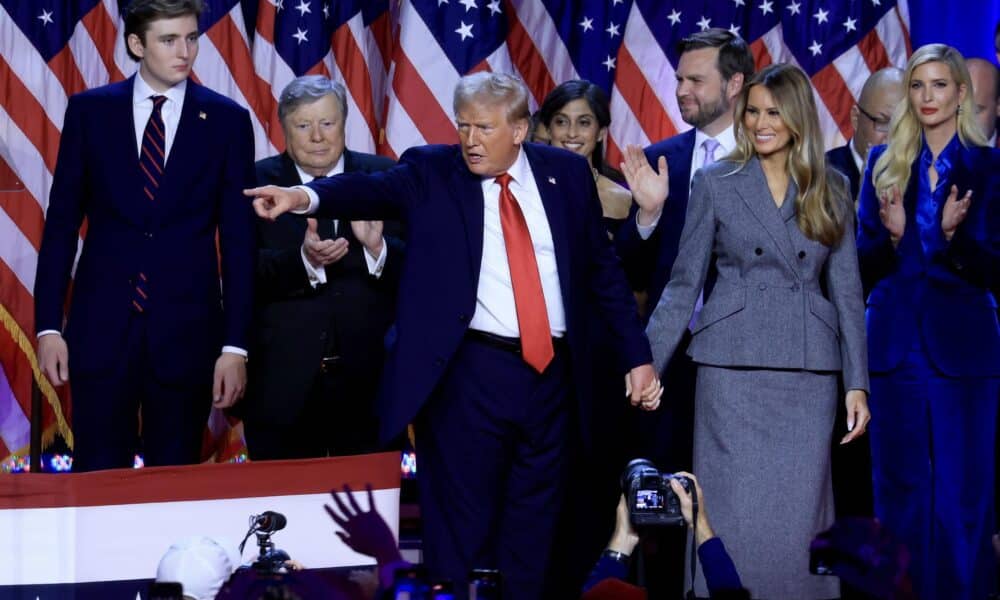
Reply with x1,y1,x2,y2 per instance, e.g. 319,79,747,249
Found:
631,63,870,598
858,44,1000,600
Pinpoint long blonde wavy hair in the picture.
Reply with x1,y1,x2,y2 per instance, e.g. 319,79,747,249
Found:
730,63,848,246
872,44,988,196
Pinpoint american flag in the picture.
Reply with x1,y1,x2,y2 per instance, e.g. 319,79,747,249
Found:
0,0,908,467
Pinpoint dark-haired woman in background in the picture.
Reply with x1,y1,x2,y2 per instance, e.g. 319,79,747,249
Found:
538,80,631,237
634,62,870,598
858,43,1000,600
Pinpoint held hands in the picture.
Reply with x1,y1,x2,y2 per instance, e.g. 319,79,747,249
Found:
350,220,385,257
212,352,246,408
303,218,349,268
877,186,906,246
840,389,871,445
941,184,972,241
625,363,662,411
620,144,669,226
244,185,311,220
38,334,69,386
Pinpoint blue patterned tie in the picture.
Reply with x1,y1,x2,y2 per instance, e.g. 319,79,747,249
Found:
132,96,166,313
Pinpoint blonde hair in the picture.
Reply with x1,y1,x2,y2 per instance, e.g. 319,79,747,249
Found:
873,44,988,196
730,63,848,245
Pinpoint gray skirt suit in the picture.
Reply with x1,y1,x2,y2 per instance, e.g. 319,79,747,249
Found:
646,157,869,599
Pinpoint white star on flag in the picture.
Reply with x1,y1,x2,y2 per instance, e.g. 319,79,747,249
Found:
455,21,474,41
667,9,682,25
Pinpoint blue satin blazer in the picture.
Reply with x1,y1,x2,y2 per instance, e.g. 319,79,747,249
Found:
857,136,1000,377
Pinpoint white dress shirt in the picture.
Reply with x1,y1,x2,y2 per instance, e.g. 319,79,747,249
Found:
295,155,388,287
132,72,186,161
637,125,736,240
468,147,566,338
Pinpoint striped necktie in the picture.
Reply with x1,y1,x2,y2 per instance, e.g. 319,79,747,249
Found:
139,95,167,202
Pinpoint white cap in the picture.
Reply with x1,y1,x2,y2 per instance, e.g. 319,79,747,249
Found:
155,536,237,600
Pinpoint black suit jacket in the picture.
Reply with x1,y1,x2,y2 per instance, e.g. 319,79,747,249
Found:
826,143,862,203
242,150,402,426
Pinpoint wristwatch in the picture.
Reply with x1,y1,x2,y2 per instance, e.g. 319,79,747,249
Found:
601,549,630,564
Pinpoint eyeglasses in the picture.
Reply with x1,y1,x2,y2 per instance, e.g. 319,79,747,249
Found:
857,105,892,133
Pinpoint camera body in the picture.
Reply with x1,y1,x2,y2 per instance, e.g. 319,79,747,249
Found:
621,458,692,527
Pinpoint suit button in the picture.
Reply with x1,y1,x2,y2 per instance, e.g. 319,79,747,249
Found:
798,250,806,259
459,314,469,323
434,358,445,367
754,248,763,256
144,232,153,239
791,283,800,291
758,283,767,291
319,331,327,340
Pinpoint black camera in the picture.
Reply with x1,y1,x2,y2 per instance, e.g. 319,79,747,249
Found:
621,458,692,527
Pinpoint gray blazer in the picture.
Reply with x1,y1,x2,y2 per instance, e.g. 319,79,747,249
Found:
646,156,869,393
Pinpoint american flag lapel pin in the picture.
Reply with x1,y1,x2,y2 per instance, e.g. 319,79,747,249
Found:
547,176,556,185
199,111,207,120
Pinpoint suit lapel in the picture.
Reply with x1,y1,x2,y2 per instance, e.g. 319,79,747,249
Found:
112,78,144,219
524,144,571,301
451,150,486,281
671,130,697,207
157,82,205,205
735,157,798,271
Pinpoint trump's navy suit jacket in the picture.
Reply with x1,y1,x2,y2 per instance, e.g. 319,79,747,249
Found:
857,143,1000,377
34,77,256,385
306,143,652,444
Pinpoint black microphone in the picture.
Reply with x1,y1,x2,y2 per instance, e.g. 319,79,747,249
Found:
253,511,287,533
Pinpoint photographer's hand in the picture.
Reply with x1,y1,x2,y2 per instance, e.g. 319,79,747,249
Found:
670,472,715,547
609,495,640,555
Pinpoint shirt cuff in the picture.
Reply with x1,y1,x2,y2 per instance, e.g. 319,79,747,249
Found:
222,346,247,358
364,238,388,278
636,210,660,240
301,245,328,287
293,185,319,214
38,330,61,339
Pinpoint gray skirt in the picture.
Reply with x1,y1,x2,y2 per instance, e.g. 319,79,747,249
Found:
689,365,839,600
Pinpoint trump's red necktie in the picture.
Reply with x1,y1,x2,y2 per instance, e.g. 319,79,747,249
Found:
495,173,553,373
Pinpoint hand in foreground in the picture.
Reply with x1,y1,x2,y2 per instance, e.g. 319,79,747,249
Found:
608,494,641,556
350,220,386,257
244,185,311,220
669,471,715,546
620,144,668,226
325,484,402,565
212,352,246,408
303,218,349,268
38,334,69,386
877,186,905,245
941,184,972,241
840,390,870,445
625,363,662,410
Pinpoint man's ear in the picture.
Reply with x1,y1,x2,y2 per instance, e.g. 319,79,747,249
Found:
850,105,860,136
726,73,745,101
512,118,529,145
127,33,145,59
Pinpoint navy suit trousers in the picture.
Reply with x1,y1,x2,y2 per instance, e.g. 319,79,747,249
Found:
416,336,571,600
